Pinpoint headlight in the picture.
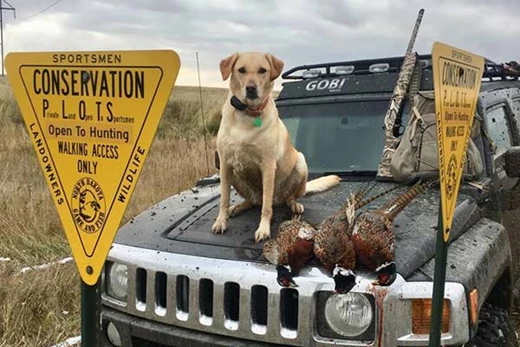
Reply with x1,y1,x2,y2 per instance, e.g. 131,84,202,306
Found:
324,293,373,337
106,262,128,301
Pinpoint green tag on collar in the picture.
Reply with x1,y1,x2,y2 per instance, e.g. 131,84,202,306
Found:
253,117,262,127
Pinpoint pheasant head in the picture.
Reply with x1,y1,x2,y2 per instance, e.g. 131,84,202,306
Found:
373,262,397,286
276,265,298,288
332,265,357,294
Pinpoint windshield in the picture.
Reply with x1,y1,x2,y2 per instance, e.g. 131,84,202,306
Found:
279,100,408,175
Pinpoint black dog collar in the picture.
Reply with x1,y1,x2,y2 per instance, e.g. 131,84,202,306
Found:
230,95,268,118
230,95,248,111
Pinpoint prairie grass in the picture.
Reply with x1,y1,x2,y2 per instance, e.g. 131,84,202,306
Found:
0,81,220,346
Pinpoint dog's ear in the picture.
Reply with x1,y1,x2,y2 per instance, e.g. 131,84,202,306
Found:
220,53,239,81
266,53,284,81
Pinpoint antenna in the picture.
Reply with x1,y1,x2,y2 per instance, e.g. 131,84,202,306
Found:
196,51,211,176
0,0,16,76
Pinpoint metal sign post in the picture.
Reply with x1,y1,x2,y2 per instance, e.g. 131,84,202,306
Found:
81,279,101,346
428,42,484,346
5,50,180,345
429,203,448,346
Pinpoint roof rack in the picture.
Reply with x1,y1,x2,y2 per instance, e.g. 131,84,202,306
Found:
483,60,520,81
281,54,519,82
281,55,429,80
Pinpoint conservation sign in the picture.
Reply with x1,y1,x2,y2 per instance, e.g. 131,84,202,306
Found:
432,42,484,242
6,50,180,285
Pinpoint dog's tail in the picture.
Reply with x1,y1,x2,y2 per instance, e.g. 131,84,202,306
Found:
305,175,341,195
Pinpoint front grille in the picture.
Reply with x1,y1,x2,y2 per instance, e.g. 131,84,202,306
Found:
136,267,147,311
251,285,268,327
224,282,240,328
199,278,214,322
104,246,383,346
280,288,299,333
127,265,302,344
176,275,190,319
155,272,167,315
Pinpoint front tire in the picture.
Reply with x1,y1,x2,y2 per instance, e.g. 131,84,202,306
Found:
466,303,518,347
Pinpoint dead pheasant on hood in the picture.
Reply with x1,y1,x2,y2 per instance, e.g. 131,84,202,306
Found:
351,180,433,287
263,214,317,287
313,183,400,294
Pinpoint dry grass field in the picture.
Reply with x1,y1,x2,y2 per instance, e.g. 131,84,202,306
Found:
0,80,225,346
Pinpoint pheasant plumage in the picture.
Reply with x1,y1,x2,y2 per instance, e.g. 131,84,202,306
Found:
263,215,317,287
351,180,433,286
313,183,400,293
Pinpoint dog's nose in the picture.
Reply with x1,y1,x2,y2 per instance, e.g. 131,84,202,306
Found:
246,83,258,99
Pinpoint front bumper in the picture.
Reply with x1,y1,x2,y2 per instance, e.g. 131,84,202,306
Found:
101,307,284,347
101,244,470,346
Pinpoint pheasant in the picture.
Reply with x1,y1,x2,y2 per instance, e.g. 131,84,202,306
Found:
351,180,433,287
263,214,317,287
263,183,380,287
313,183,400,294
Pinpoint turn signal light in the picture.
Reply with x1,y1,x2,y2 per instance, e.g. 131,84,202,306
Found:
469,289,478,325
412,299,450,334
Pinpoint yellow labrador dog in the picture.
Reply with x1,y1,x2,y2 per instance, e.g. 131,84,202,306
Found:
211,52,340,242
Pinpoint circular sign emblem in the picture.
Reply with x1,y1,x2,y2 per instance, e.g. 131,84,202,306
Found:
446,154,458,201
72,178,106,234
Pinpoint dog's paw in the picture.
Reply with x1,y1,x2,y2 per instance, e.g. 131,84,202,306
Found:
291,202,304,215
228,201,253,218
254,224,271,243
228,204,242,218
211,218,227,234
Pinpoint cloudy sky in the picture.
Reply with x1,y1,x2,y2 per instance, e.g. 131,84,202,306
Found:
4,0,520,89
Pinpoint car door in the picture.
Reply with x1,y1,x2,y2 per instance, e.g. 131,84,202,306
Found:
482,97,518,190
511,97,520,135
483,88,520,287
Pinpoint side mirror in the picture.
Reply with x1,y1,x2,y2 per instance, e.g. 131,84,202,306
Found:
505,147,520,177
215,150,220,170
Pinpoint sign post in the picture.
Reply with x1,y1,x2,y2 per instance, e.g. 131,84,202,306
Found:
5,50,180,345
428,42,484,346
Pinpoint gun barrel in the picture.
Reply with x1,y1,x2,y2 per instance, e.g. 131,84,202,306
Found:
405,9,425,56
377,9,425,179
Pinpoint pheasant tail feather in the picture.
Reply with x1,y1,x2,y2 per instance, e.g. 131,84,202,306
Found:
356,184,401,209
341,182,379,210
383,180,432,221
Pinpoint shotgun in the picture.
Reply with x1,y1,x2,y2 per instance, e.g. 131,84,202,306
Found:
376,9,425,179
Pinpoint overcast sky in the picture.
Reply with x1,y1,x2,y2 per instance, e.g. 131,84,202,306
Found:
4,0,520,89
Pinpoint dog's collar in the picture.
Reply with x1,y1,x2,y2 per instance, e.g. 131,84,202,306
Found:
230,95,269,118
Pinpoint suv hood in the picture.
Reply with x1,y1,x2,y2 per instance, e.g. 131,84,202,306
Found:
115,180,480,279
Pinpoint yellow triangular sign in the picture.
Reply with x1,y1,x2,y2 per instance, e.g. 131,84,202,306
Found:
432,42,484,242
6,50,180,285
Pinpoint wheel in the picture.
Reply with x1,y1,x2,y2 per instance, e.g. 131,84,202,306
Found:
466,303,518,347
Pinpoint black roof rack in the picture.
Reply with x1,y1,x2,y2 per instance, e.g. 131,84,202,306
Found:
483,60,520,81
281,55,425,80
281,54,519,82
